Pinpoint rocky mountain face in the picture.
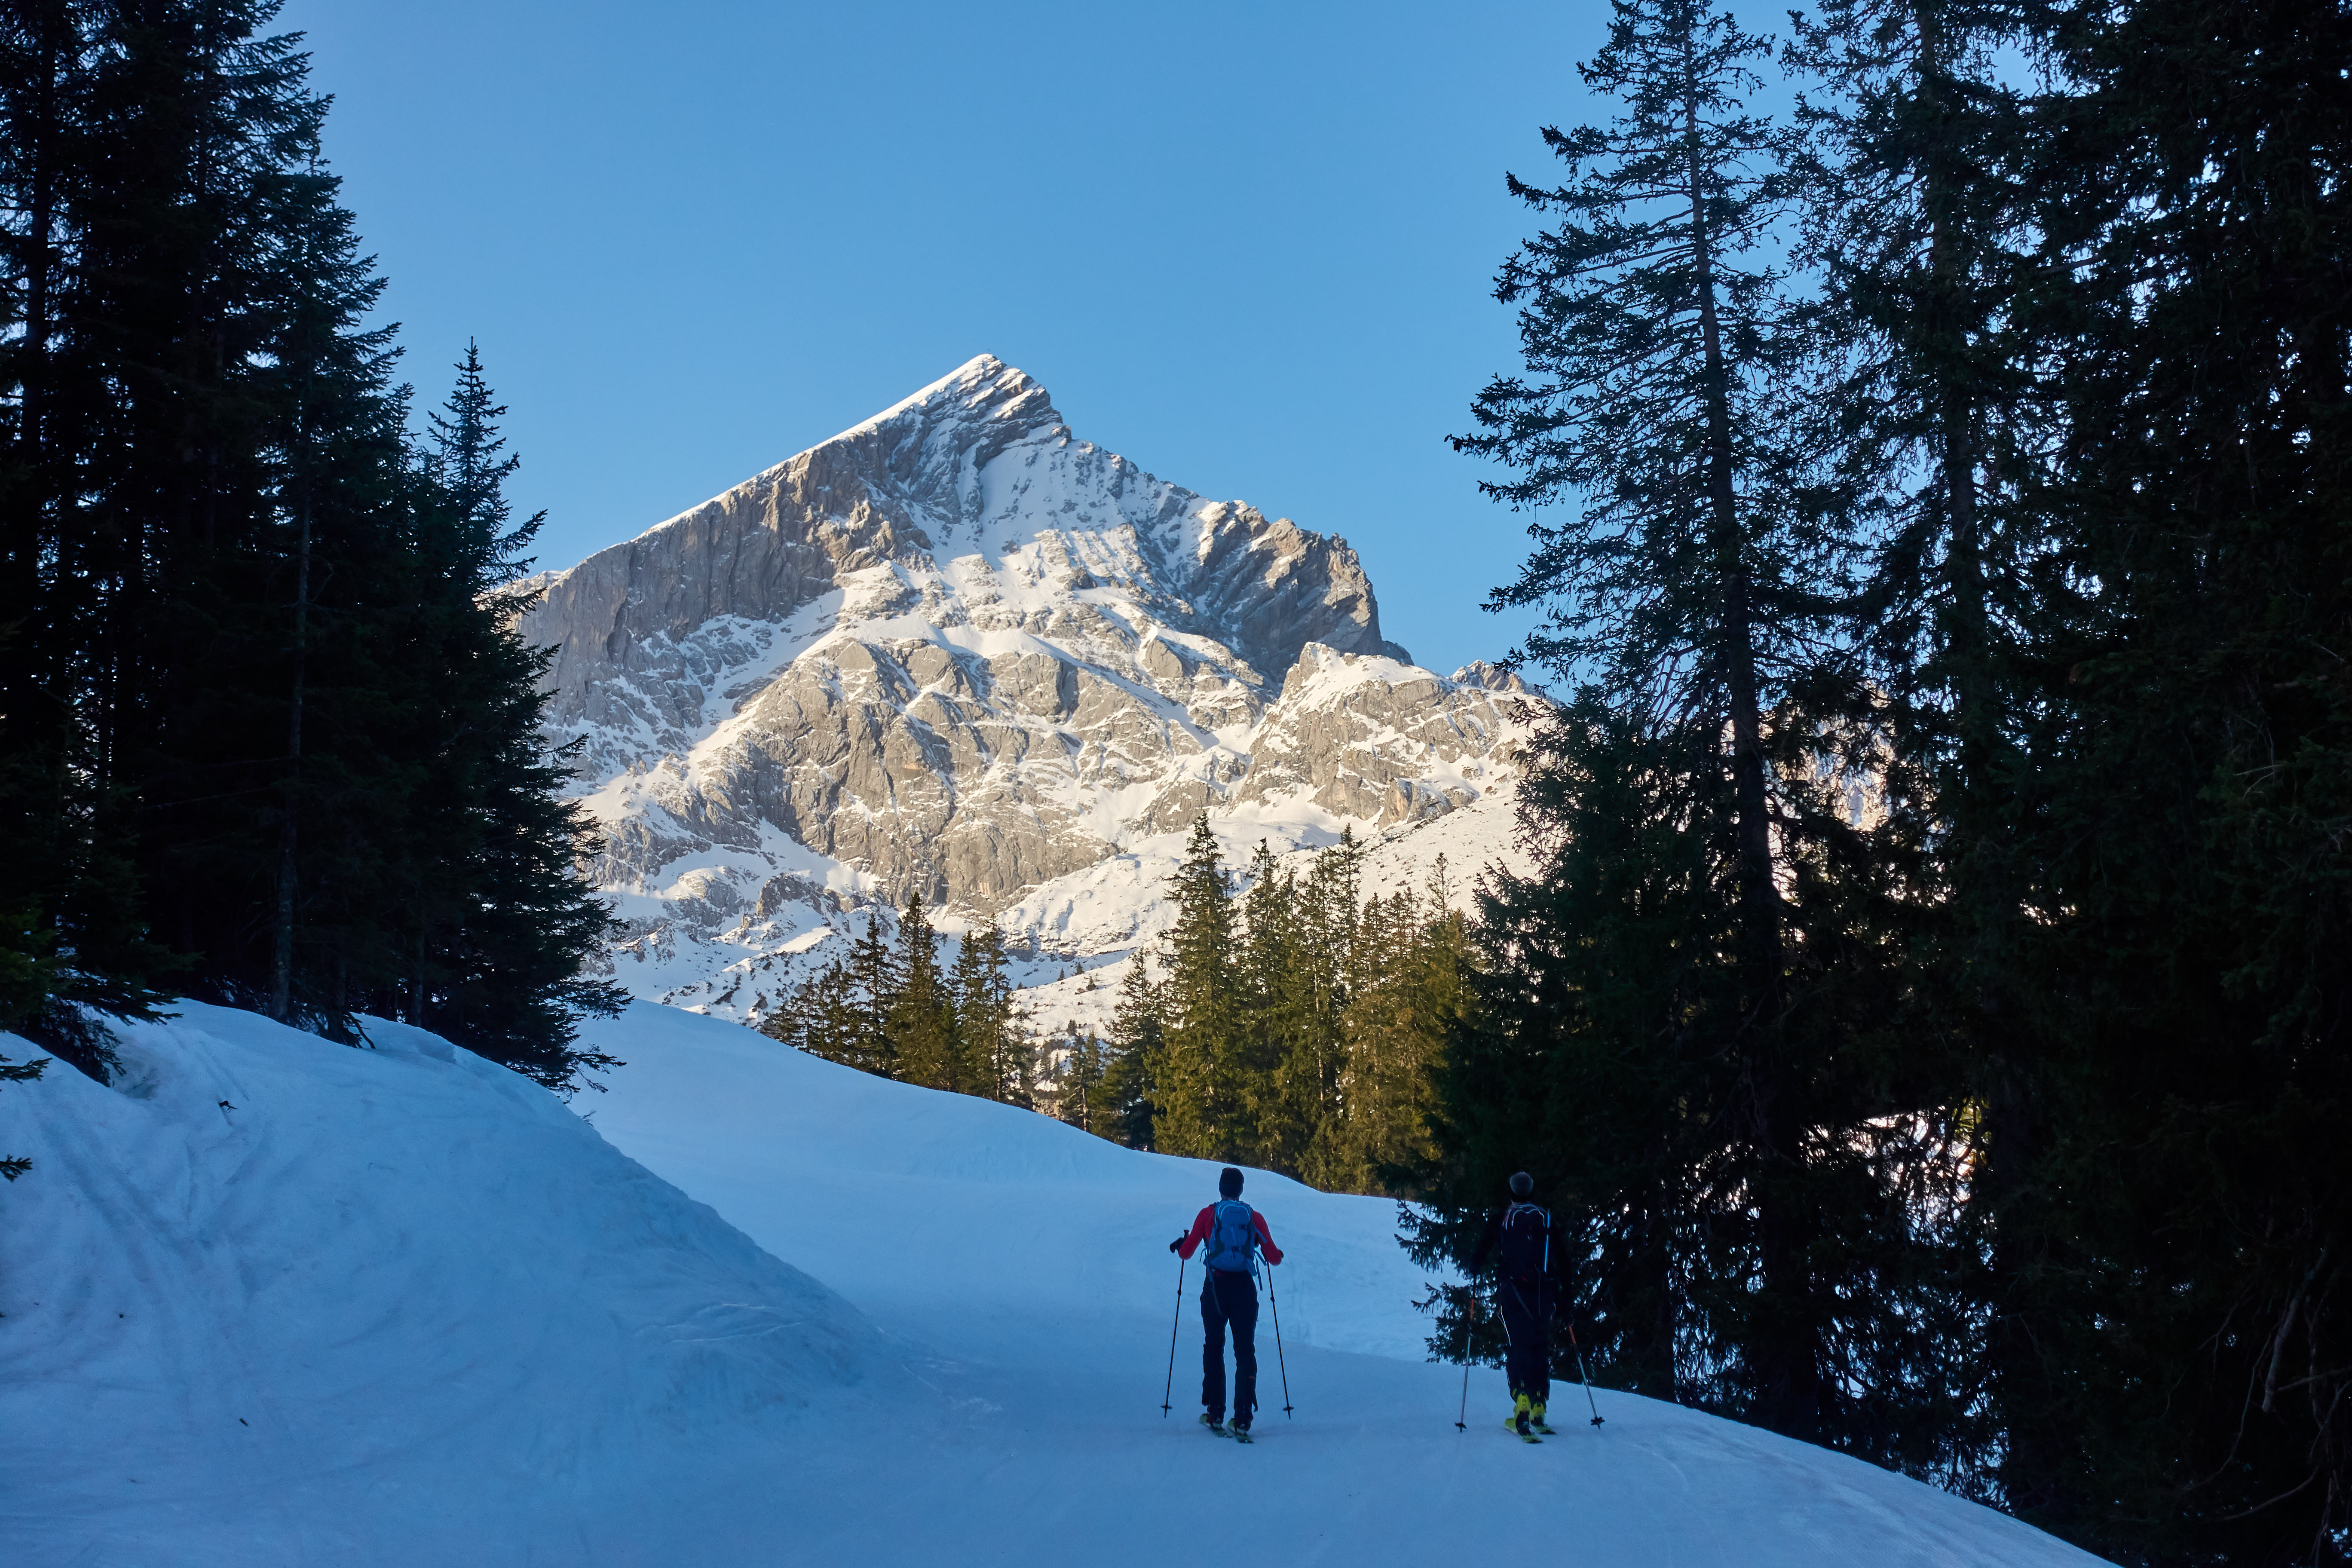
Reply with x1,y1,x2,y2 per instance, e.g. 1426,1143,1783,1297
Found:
521,356,1539,1019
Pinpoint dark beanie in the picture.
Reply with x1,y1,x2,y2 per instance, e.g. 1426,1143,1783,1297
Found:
1219,1167,1244,1199
1509,1171,1534,1197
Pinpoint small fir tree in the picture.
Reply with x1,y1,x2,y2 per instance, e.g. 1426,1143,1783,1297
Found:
889,893,959,1091
1152,816,1240,1158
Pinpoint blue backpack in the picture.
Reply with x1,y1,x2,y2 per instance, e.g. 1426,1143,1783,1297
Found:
1205,1200,1260,1276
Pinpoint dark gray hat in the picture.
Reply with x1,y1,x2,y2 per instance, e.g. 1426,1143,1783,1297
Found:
1219,1167,1244,1199
1509,1171,1534,1197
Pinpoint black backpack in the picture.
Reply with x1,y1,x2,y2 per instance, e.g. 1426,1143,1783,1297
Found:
1498,1201,1550,1282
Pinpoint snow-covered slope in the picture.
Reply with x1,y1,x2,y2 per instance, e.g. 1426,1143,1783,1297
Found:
4,1001,2109,1566
0,1002,893,1566
522,356,1542,1023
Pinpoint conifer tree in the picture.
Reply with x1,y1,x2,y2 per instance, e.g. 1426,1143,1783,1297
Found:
1784,0,2049,1501
1152,816,1240,1158
0,2,620,1089
356,346,622,1088
1977,0,2352,1553
1234,840,1297,1166
846,913,900,1079
1323,865,1464,1194
1102,952,1163,1148
767,955,874,1073
1052,1023,1108,1135
952,922,1032,1108
0,0,176,1069
889,893,958,1090
1439,0,1931,1452
1279,832,1359,1178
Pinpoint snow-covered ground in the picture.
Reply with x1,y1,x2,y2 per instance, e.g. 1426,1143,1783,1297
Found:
2,1001,2107,1566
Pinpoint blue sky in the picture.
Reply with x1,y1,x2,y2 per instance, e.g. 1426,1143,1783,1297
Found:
285,0,1623,675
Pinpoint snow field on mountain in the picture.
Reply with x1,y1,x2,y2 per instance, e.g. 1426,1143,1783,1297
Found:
3,999,2109,1565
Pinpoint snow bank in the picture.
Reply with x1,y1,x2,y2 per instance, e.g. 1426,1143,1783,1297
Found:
573,999,1437,1362
0,1002,893,1566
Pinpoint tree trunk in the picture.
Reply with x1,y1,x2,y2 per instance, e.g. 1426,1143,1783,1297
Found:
268,490,310,1021
1683,31,1812,1439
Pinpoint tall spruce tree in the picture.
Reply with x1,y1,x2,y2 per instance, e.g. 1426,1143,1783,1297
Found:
1151,816,1243,1158
1782,0,2046,1503
889,893,959,1090
0,2,620,1088
1435,0,1942,1455
1280,831,1358,1183
0,0,175,1066
847,914,900,1079
1052,1022,1108,1134
1323,864,1464,1195
1982,0,2352,1555
954,922,1032,1107
1234,839,1298,1167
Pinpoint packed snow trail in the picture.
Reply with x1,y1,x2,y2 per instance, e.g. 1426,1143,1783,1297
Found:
0,1001,2110,1565
578,1001,2099,1567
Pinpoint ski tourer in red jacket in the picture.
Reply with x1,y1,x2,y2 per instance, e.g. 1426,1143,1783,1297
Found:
1175,1201,1284,1269
1167,1166,1281,1434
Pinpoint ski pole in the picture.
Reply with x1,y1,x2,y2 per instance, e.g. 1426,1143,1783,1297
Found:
1161,1250,1186,1417
1565,1315,1605,1427
1264,1261,1294,1418
1454,1280,1474,1431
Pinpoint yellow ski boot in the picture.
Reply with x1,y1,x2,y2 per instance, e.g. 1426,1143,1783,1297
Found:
1531,1401,1557,1435
1507,1391,1539,1441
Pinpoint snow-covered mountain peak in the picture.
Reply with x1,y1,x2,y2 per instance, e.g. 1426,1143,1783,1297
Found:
520,360,1538,1022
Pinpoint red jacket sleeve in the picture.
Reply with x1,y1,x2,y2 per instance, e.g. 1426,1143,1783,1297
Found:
1175,1205,1216,1261
1254,1211,1283,1266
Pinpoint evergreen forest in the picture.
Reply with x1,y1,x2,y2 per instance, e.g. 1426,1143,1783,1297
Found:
0,0,622,1090
1395,0,2352,1562
1099,819,1470,1196
760,816,1471,1202
758,894,1040,1108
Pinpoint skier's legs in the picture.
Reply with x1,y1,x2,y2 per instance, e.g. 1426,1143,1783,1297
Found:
1499,1281,1550,1404
1531,1285,1555,1409
1215,1272,1260,1425
1199,1275,1231,1420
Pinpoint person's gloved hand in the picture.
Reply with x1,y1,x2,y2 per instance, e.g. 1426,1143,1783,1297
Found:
1169,1237,1184,1253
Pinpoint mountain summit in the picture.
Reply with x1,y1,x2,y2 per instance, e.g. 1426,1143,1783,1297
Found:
519,357,1534,1017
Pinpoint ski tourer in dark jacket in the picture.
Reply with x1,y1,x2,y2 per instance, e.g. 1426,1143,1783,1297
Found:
1469,1170,1567,1436
1170,1166,1282,1435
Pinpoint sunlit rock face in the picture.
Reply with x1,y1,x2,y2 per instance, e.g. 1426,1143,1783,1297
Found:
521,356,1539,1018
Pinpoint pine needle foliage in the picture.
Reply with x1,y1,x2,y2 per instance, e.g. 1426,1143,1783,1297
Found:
0,0,622,1090
1427,0,1972,1467
762,896,1039,1109
1121,815,1470,1195
1432,0,2352,1554
0,1048,46,1183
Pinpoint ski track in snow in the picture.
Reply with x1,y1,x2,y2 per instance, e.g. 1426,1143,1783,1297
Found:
2,1001,2110,1566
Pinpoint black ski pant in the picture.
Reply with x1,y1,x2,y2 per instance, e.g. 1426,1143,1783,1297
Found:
1200,1268,1259,1425
1498,1277,1553,1408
